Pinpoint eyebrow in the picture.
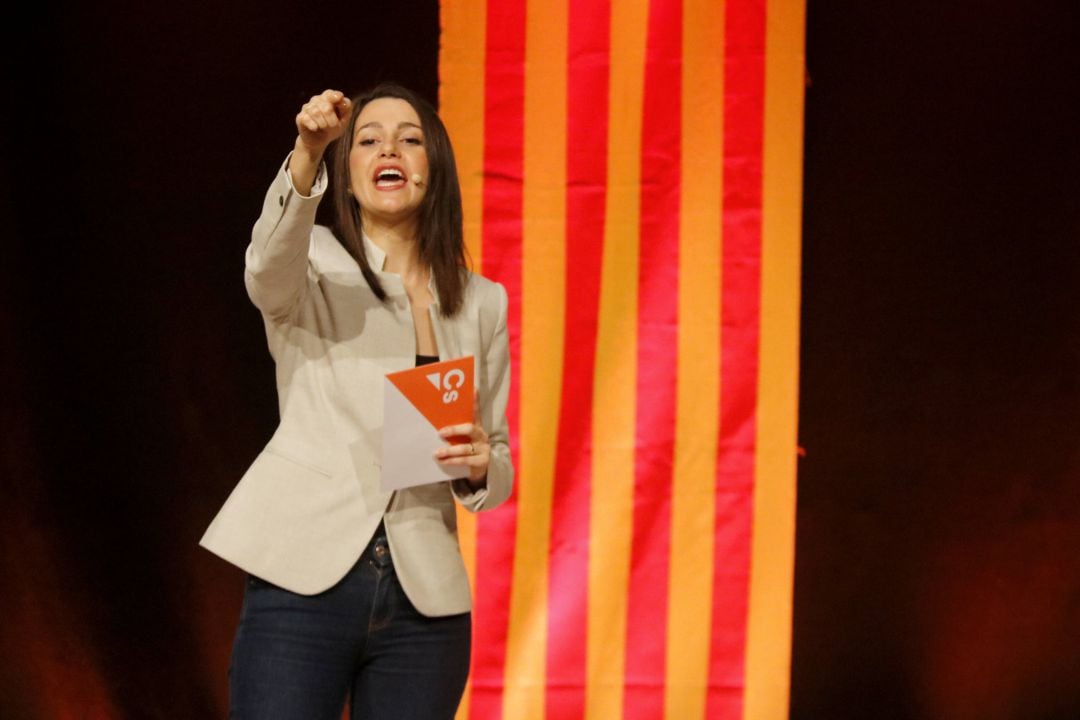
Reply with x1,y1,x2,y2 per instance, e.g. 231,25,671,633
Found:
356,121,423,132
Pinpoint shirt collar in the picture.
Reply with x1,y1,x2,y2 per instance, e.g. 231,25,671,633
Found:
360,232,440,305
361,232,388,272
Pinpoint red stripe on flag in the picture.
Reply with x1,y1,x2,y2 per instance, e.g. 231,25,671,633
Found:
623,0,682,717
708,0,765,717
545,0,611,716
471,0,526,717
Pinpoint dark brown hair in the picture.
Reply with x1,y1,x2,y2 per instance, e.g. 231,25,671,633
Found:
329,83,468,317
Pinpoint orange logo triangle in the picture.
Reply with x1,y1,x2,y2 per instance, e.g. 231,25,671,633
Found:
386,355,474,431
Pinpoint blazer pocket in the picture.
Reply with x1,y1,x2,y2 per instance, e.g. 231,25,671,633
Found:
264,445,333,477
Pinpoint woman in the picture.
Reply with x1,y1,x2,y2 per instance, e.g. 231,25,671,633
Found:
200,84,513,720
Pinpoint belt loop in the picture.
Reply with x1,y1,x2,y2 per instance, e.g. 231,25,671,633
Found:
372,535,392,568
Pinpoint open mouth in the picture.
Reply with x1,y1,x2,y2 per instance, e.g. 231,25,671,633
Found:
374,166,407,189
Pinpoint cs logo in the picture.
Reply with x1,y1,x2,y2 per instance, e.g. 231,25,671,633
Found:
426,369,466,405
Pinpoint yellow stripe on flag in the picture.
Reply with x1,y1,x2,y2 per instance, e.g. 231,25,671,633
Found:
500,0,568,717
439,0,487,267
664,0,725,717
744,0,805,719
587,0,649,719
439,3,486,719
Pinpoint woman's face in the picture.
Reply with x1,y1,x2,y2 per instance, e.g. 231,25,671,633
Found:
349,97,429,227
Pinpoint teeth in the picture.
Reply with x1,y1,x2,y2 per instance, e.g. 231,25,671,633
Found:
377,169,404,181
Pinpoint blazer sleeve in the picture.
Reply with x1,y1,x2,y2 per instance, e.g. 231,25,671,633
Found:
453,281,513,512
244,154,327,320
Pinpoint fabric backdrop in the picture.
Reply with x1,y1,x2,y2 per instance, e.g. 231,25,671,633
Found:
438,1,805,718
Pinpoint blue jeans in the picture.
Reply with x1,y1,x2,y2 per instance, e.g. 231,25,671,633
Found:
229,526,471,720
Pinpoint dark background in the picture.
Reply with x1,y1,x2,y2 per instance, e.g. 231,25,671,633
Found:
3,1,1078,718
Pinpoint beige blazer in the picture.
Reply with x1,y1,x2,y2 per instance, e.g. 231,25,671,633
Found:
199,158,513,616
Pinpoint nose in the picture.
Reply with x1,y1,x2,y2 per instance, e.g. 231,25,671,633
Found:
378,138,399,157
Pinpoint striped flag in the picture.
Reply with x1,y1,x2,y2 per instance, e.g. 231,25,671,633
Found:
439,0,804,718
